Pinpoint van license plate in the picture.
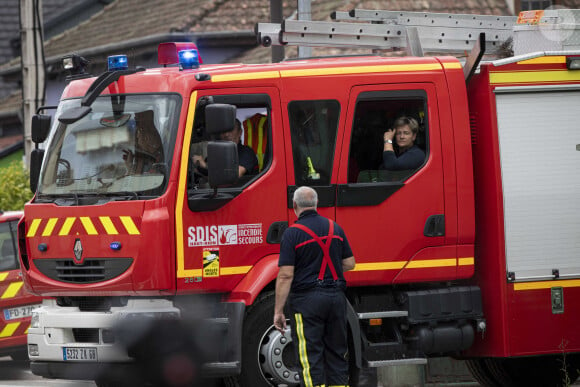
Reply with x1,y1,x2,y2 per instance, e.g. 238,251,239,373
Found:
3,304,40,320
63,347,97,361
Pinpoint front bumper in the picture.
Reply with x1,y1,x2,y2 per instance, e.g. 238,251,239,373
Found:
28,297,245,380
28,298,179,365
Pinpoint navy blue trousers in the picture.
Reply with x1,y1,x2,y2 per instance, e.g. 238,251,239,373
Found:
289,287,349,387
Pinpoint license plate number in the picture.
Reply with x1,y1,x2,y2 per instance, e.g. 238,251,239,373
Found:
63,347,97,361
3,304,40,320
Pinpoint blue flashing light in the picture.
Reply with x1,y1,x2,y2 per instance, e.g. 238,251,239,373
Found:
108,55,128,71
110,241,122,251
38,243,48,252
178,49,200,70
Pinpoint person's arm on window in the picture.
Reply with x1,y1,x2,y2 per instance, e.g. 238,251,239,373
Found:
383,146,425,170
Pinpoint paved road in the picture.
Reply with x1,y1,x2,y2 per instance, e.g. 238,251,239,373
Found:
0,357,94,387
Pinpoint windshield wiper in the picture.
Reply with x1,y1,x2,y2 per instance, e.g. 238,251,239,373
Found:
35,193,80,205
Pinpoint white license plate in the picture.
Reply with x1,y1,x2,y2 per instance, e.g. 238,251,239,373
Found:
63,347,97,361
3,304,40,320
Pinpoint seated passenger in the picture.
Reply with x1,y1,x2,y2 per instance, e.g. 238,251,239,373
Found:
192,119,258,177
123,110,164,174
382,116,425,171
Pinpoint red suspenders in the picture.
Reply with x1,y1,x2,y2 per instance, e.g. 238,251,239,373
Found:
291,219,339,281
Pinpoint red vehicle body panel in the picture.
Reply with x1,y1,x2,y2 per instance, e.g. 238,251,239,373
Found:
0,211,42,356
466,57,580,357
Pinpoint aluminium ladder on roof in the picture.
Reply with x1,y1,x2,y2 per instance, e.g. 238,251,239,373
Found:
256,9,518,56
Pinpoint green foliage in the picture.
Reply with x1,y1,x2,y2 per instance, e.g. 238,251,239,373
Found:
0,160,33,211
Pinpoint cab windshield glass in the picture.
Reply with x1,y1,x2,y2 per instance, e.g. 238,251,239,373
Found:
37,94,180,199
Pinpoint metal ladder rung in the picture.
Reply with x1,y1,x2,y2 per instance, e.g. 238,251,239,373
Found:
357,311,408,319
334,9,516,29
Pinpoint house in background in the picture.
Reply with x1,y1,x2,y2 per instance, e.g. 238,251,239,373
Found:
0,0,579,167
0,0,113,165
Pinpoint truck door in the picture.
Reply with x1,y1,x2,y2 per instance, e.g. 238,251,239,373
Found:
176,88,287,293
284,99,342,221
335,84,449,284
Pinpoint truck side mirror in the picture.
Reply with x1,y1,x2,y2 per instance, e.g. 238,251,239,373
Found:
205,104,236,135
32,114,52,143
207,141,238,188
30,149,44,193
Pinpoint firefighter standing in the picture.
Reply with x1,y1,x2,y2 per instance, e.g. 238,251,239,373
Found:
274,186,356,387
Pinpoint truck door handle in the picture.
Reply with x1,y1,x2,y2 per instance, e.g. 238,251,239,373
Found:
267,221,288,244
424,215,445,237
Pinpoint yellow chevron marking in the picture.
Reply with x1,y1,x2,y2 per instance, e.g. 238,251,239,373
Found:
406,258,457,268
27,219,42,237
459,257,475,266
220,266,252,275
24,325,29,335
120,216,140,235
42,218,58,237
80,217,98,235
0,322,19,338
59,217,76,236
0,273,8,281
1,282,23,299
99,217,119,235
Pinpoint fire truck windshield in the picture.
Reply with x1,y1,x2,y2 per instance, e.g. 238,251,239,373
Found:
36,94,180,202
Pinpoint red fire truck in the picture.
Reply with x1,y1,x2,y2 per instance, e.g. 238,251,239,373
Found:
19,8,580,387
0,210,42,361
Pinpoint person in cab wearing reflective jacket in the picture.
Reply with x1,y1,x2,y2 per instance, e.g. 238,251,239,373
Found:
192,119,258,177
274,186,356,387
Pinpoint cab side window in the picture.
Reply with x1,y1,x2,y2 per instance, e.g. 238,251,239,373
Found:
288,100,340,186
348,90,428,183
0,221,18,271
188,94,272,189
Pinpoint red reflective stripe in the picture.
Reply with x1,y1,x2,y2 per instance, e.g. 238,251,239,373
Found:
291,220,338,281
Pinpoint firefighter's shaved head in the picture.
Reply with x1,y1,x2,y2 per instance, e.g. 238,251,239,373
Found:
293,186,318,214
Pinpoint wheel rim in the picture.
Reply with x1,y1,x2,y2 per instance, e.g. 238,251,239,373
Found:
258,323,300,386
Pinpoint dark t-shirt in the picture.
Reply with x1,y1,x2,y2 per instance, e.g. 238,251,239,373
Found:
279,210,353,292
382,145,425,171
238,143,258,175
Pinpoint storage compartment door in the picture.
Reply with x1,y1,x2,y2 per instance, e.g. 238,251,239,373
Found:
496,90,580,281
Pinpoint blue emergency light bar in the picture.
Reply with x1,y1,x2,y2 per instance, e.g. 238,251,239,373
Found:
108,55,128,71
178,49,200,70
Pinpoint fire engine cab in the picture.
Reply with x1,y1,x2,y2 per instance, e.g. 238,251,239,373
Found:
19,8,580,387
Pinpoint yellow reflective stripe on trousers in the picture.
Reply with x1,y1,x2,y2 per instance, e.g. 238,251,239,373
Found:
295,313,313,387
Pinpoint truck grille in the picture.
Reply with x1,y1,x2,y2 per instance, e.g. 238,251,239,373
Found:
33,258,133,283
73,328,99,343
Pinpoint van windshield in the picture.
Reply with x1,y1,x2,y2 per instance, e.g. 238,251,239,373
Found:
37,94,180,201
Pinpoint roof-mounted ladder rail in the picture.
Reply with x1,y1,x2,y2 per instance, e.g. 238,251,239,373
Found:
256,9,517,56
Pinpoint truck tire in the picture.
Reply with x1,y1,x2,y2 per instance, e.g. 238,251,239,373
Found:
225,291,300,387
467,356,580,387
226,291,360,387
465,359,502,387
